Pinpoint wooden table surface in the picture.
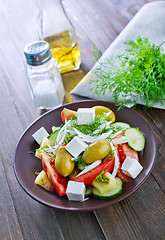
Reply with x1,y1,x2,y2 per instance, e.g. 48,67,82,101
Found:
0,0,164,239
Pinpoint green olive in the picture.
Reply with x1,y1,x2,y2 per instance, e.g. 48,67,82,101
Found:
55,146,75,177
82,140,111,164
92,106,116,122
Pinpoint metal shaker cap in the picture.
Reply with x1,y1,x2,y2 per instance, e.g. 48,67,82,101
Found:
24,41,52,66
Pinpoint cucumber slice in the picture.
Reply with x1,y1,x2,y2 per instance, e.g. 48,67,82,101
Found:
48,129,60,147
85,186,93,197
92,177,123,199
111,122,130,131
125,127,145,151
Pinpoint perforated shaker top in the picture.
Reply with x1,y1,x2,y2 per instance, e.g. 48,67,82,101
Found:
24,41,52,66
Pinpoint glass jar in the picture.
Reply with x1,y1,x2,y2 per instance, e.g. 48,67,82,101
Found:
37,0,81,73
24,41,64,109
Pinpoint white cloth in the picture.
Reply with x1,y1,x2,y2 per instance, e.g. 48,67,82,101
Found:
71,1,165,109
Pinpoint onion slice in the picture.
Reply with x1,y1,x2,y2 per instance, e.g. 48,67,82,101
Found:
110,130,123,139
75,160,102,177
56,121,70,146
74,128,112,143
112,136,127,145
110,142,119,177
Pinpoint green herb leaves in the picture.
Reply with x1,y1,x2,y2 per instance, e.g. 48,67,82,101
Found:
91,36,165,109
70,114,108,136
96,171,109,184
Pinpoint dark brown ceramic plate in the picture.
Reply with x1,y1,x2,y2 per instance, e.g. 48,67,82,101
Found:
14,100,157,211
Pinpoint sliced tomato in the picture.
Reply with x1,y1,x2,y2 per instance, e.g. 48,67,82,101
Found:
69,157,115,185
59,143,66,148
117,144,126,164
116,143,139,183
41,153,68,196
115,131,125,139
115,132,139,162
61,108,76,124
120,143,139,162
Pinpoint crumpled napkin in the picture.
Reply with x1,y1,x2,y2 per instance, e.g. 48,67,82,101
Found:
71,1,165,109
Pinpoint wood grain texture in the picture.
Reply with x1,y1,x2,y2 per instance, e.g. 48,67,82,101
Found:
135,106,165,191
54,210,106,240
0,0,164,239
95,176,165,240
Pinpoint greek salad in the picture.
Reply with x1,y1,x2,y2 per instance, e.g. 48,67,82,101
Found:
32,106,145,201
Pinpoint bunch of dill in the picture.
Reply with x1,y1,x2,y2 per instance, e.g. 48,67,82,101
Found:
90,36,165,109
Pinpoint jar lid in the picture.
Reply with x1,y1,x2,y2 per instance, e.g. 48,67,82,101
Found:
24,41,52,66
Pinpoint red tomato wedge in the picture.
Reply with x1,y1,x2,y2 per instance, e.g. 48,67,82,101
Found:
113,132,139,183
61,108,76,124
41,153,68,196
69,157,115,185
115,132,139,162
117,143,139,164
116,143,139,183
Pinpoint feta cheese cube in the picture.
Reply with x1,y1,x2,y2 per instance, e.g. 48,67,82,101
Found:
121,156,143,179
32,127,49,145
66,181,86,201
65,136,88,158
77,108,95,125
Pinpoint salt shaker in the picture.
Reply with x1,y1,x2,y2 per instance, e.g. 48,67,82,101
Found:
24,41,64,109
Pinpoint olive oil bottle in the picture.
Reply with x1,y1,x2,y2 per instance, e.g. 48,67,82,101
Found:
44,31,81,73
37,0,81,73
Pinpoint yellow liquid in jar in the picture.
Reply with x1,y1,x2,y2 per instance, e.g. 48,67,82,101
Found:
44,31,81,73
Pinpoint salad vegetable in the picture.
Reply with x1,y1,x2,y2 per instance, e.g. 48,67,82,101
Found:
33,105,145,201
125,128,145,151
69,156,114,185
92,177,123,199
41,153,68,196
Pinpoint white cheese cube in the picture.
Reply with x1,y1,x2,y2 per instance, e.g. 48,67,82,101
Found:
121,156,143,179
32,127,49,145
77,108,95,125
65,136,88,158
66,181,86,201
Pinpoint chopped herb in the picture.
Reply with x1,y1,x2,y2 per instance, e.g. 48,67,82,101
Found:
28,151,35,154
71,114,108,136
35,171,40,175
64,134,77,144
68,115,77,121
108,150,115,158
113,126,123,132
72,158,88,171
36,145,49,153
71,169,79,178
103,150,115,162
72,158,80,162
90,36,165,109
96,171,109,184
117,169,121,174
